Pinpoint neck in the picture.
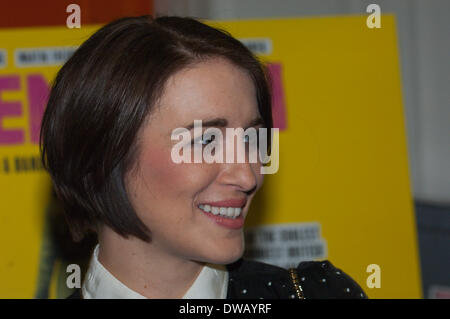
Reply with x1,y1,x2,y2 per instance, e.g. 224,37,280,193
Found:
97,227,205,298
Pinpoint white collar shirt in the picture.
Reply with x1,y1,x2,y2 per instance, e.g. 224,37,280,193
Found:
81,244,229,299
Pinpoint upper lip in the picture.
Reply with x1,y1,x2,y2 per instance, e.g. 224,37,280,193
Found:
199,198,247,208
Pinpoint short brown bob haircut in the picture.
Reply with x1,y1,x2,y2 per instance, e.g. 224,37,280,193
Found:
40,15,273,242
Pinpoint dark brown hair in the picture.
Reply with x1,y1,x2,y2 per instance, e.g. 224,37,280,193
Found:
40,15,273,242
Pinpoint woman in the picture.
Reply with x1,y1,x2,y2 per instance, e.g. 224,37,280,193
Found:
40,15,367,299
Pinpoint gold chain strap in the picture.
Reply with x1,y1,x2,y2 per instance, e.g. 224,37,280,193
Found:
289,268,305,299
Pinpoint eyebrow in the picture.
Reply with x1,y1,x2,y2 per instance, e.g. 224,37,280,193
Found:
183,117,265,131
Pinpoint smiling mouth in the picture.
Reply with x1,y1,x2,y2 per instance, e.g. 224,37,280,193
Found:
198,204,242,219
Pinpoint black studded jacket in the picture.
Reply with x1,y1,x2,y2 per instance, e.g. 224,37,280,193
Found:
67,258,368,299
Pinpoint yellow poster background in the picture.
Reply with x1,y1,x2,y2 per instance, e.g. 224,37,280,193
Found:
0,26,99,298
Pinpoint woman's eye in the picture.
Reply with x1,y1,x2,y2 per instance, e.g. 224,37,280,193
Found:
192,135,216,145
191,133,258,147
243,134,258,145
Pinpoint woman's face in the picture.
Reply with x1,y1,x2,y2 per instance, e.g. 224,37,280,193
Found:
125,57,265,265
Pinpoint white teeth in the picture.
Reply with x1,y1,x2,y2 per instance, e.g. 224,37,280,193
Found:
198,204,242,218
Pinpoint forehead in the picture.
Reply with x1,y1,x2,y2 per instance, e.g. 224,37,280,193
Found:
151,57,259,128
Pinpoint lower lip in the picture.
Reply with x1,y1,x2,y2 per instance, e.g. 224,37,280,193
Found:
198,207,245,229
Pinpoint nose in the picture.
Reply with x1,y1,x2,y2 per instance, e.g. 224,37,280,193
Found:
216,128,261,193
218,161,259,194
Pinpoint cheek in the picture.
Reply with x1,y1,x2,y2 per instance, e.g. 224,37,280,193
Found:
131,146,218,203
